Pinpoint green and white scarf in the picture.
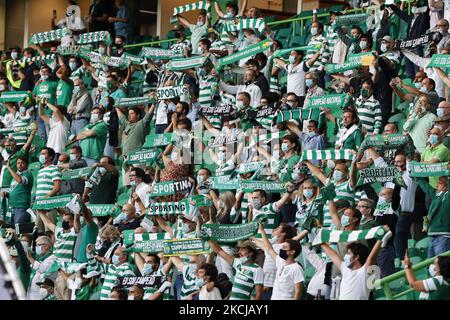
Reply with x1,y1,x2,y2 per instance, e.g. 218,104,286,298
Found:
216,39,272,68
29,28,70,44
408,161,450,177
140,47,183,60
167,56,207,71
200,222,259,243
224,18,266,33
56,45,92,56
271,44,322,59
143,133,173,148
115,97,153,107
147,201,191,216
125,149,160,165
357,166,400,186
157,85,189,100
20,54,57,64
305,94,350,109
77,31,112,46
210,175,242,190
334,13,368,27
173,0,211,15
32,194,74,210
61,167,94,180
163,238,208,256
240,180,285,193
300,149,355,161
0,91,30,103
359,134,411,150
326,52,374,74
149,179,193,197
237,161,266,174
276,109,301,123
312,226,386,246
86,204,120,217
428,54,450,68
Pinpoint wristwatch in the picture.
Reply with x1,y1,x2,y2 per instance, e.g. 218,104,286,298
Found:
403,264,412,269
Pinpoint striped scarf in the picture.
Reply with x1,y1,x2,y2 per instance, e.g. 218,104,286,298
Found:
224,18,266,33
300,149,355,161
77,31,112,45
20,54,56,64
312,226,386,246
173,0,211,15
29,28,70,44
276,109,301,123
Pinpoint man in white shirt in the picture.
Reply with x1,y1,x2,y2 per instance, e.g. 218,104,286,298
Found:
257,224,304,300
128,167,151,214
219,69,262,107
321,231,391,300
39,101,70,161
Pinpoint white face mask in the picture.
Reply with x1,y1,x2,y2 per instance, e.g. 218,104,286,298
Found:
360,40,367,49
311,27,318,36
40,73,49,80
197,21,204,27
0,84,5,91
380,43,388,53
90,113,100,123
39,288,49,299
428,264,437,277
11,52,18,60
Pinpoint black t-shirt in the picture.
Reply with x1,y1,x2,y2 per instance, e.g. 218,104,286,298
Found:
89,0,113,32
254,73,270,96
90,172,119,204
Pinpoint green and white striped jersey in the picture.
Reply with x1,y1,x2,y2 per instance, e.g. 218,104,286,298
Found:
305,35,330,72
355,95,382,135
98,262,136,300
181,263,200,300
53,226,78,263
35,165,62,199
142,269,172,300
381,50,400,65
12,115,31,145
324,25,339,57
253,202,281,238
419,276,450,300
230,258,264,300
322,179,356,229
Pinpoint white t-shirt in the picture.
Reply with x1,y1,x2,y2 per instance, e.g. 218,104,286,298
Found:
199,285,222,300
263,243,282,287
129,182,152,213
155,101,176,125
286,61,310,97
338,262,370,300
271,256,305,300
47,117,70,154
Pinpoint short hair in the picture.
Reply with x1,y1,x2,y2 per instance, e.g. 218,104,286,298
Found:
254,53,268,69
309,120,319,127
111,287,128,300
130,107,142,118
286,239,302,258
426,78,436,89
351,26,363,34
23,47,35,56
198,167,212,177
347,242,370,265
279,223,296,240
312,21,324,30
92,106,105,114
238,91,251,102
198,262,219,282
286,92,299,101
343,108,357,119
349,207,362,224
177,118,192,131
42,147,55,159
101,155,116,166
362,79,375,89
40,65,52,73
307,71,319,82
253,189,267,200
245,59,260,70
199,38,211,49
70,145,82,154
437,256,450,279
115,35,126,42
360,198,375,212
130,167,146,180
178,101,190,115
16,156,29,165
147,253,160,266
36,235,52,246
282,134,300,150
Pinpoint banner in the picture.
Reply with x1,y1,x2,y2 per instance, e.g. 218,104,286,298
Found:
116,276,165,289
408,161,450,177
201,222,259,243
163,238,208,256
147,201,190,215
305,94,350,109
217,39,272,68
150,178,193,197
326,52,374,74
86,204,119,217
140,47,184,60
312,226,386,246
241,180,285,193
427,54,450,68
210,176,241,190
357,166,399,185
398,33,432,50
143,133,173,148
189,195,212,207
208,129,241,148
20,54,57,64
121,53,146,66
77,31,112,45
334,13,368,27
198,104,232,116
167,56,207,71
115,97,153,107
56,45,92,56
132,233,172,253
81,51,126,68
29,28,70,44
156,86,189,100
173,0,211,15
126,149,160,165
61,167,93,180
246,105,279,119
271,44,322,59
237,161,266,174
123,231,170,246
32,194,74,210
360,134,411,150
300,149,355,161
0,91,30,103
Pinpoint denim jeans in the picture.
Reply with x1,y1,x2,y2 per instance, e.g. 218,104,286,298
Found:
71,119,89,137
428,236,450,258
173,273,183,300
262,287,273,300
377,245,396,277
12,208,31,225
37,116,48,141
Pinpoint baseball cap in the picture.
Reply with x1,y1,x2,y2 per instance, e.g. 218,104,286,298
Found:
36,278,55,287
236,240,257,251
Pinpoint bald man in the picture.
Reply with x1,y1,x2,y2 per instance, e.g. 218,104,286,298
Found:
113,203,140,232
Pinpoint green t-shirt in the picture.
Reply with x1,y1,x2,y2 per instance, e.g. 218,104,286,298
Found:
9,170,33,208
79,121,108,160
0,147,27,188
419,276,450,300
421,144,450,189
76,222,99,263
32,80,58,105
56,79,74,107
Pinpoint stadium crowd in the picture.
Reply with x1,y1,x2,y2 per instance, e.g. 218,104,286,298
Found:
0,0,449,300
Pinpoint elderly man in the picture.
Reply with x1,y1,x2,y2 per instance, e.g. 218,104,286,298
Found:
421,127,450,188
403,94,436,153
67,77,93,136
219,69,262,107
112,203,140,232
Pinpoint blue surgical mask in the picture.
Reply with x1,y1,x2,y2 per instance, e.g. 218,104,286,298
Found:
182,223,191,233
428,264,437,277
429,134,439,145
303,189,314,199
196,175,205,184
39,154,47,164
69,62,77,71
341,215,352,227
419,86,428,93
437,108,444,118
292,172,299,180
112,255,120,266
359,40,367,49
270,235,279,244
305,79,313,88
414,82,422,89
217,151,226,161
35,245,42,256
194,278,205,288
281,142,289,153
241,256,248,264
143,263,153,275
69,154,77,161
333,170,344,181
343,254,353,268
118,212,127,222
251,199,262,210
73,86,80,95
19,106,26,113
378,196,388,205
306,131,316,137
288,55,296,64
130,181,137,187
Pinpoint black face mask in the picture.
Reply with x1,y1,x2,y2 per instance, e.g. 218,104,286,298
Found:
115,43,123,49
174,32,181,38
62,220,71,231
279,249,289,260
97,240,112,257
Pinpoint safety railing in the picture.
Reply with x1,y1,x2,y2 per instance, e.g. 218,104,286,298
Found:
373,249,450,300
124,0,414,49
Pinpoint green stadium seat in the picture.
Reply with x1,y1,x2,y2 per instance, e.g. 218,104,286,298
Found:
410,256,423,265
276,27,292,40
393,286,415,300
389,277,407,289
289,35,307,47
415,237,430,250
117,191,130,207
373,288,385,300
407,238,416,248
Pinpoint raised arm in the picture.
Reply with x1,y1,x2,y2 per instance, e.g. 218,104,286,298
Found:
328,199,341,229
47,102,65,123
239,0,248,17
214,1,225,18
38,211,56,233
38,101,50,123
208,240,235,265
320,242,343,269
434,67,450,88
258,224,278,261
304,160,328,185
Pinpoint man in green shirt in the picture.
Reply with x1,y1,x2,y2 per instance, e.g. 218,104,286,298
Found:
323,107,363,151
5,157,33,224
74,107,108,166
421,127,450,189
55,65,74,107
75,203,99,263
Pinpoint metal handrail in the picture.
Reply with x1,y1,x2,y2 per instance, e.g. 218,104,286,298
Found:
374,249,450,300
